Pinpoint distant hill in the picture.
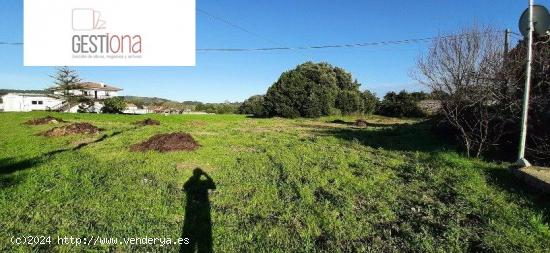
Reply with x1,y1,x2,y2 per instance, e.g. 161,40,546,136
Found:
122,96,204,106
0,89,51,95
122,96,176,105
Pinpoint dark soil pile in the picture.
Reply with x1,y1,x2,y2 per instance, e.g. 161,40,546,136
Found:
355,119,369,128
131,132,199,152
25,116,66,125
40,123,100,137
133,118,160,126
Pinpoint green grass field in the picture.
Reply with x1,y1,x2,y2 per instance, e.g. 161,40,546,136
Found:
1,112,549,252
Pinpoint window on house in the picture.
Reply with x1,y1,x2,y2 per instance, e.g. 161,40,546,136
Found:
38,101,43,105
105,92,110,96
32,101,37,105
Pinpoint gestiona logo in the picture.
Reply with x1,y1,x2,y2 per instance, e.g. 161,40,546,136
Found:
71,8,143,58
25,0,195,66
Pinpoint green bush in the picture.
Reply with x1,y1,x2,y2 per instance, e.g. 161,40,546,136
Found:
263,62,372,118
377,91,427,118
238,95,267,117
362,90,379,115
335,90,363,114
195,103,240,114
101,97,126,114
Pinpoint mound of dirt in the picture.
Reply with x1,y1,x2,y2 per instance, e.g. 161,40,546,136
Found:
355,119,369,128
133,118,160,126
25,116,66,125
40,123,100,137
131,132,199,152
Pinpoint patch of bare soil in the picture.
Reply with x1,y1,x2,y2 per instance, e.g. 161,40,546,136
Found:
25,116,66,125
40,123,100,137
131,132,199,152
133,118,160,126
355,119,369,128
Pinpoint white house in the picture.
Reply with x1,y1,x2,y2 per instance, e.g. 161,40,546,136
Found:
53,82,122,99
1,93,64,112
1,82,123,113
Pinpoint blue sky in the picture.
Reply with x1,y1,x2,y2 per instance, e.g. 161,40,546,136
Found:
0,0,539,102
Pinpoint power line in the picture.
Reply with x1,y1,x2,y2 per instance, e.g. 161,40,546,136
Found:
196,31,503,52
0,42,23,45
0,30,507,52
197,8,311,59
197,8,286,48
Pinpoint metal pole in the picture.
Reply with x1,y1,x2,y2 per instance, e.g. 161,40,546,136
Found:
505,29,510,55
517,0,534,167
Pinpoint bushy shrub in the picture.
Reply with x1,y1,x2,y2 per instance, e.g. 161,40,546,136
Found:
335,90,363,114
101,97,126,114
195,103,240,114
262,62,376,118
264,63,338,118
362,90,379,115
238,95,267,117
376,91,427,118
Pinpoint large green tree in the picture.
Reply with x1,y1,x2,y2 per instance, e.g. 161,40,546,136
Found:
362,90,379,115
335,90,363,114
264,62,368,118
49,67,81,97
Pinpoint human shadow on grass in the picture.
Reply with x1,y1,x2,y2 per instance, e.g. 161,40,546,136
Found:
180,168,216,253
306,121,446,153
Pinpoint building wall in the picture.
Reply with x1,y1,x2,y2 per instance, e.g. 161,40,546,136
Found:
123,106,151,114
2,94,63,112
54,90,118,99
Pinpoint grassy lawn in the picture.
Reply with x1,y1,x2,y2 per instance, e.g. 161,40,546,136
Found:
0,112,549,252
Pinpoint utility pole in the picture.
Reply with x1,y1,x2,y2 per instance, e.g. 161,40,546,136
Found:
517,0,534,167
504,29,510,55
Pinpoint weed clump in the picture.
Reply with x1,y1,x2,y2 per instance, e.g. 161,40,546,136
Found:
131,132,199,152
133,118,160,126
40,123,100,137
25,116,66,125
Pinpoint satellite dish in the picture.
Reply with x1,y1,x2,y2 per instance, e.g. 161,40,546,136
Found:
519,5,550,37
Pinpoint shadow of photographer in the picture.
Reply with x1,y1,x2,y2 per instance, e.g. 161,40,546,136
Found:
180,168,216,253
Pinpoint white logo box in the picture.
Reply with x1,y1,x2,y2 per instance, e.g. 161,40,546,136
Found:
24,0,195,66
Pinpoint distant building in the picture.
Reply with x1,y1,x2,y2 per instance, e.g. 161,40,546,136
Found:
53,82,122,100
123,103,151,115
1,93,64,112
417,99,442,116
1,82,123,112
